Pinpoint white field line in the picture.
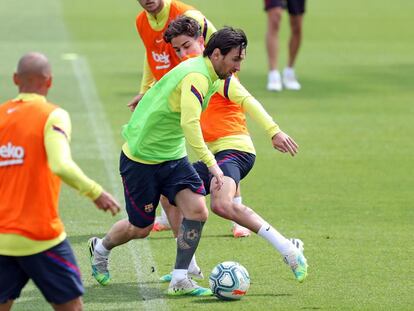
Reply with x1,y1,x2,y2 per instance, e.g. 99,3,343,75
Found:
70,56,169,310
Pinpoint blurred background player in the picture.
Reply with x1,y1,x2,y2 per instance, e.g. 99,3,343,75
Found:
88,27,250,296
160,17,308,283
265,0,306,91
127,0,250,238
128,0,215,111
0,52,120,311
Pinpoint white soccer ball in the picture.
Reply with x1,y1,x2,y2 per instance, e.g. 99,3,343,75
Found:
209,261,250,300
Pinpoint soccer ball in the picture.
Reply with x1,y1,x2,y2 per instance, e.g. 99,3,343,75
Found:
209,261,250,300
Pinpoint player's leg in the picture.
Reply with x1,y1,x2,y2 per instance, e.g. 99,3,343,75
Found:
88,151,159,285
174,189,208,270
161,158,211,296
210,176,263,231
211,178,307,281
265,0,284,91
287,14,303,68
89,219,153,285
192,159,250,238
159,195,182,238
152,201,172,232
209,150,263,231
210,150,308,282
158,196,204,283
231,186,251,238
168,189,211,296
283,0,305,90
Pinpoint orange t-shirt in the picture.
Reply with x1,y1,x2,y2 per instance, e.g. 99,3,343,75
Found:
136,0,194,81
200,78,249,143
0,98,63,241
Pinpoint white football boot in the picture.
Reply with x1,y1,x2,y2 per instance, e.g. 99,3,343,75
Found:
282,67,301,90
267,70,283,91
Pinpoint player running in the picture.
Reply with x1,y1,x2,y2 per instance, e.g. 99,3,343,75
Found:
160,16,308,283
88,27,249,296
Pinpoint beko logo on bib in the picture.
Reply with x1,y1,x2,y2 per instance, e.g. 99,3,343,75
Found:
0,142,25,167
152,51,171,70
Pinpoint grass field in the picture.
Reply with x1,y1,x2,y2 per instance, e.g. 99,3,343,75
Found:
1,0,413,310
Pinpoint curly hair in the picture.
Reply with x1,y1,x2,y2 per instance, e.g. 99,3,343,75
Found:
164,16,201,43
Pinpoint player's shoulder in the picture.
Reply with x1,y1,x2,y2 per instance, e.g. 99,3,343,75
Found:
183,71,209,85
136,10,147,26
0,99,13,111
47,107,70,123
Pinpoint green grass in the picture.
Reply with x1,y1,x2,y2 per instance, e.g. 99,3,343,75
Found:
1,0,413,310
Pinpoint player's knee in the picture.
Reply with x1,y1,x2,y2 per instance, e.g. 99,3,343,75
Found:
291,22,302,37
269,20,281,33
211,200,233,219
128,223,151,239
268,11,282,29
182,201,208,221
193,204,209,221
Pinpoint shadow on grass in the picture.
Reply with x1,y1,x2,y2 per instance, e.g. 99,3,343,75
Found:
190,293,292,304
148,233,233,241
84,282,165,303
67,233,107,245
68,233,235,244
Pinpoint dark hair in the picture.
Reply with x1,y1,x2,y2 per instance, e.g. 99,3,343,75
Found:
203,27,248,57
164,16,201,43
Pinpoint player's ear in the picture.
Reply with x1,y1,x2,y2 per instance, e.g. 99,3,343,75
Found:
212,48,221,60
13,73,19,86
46,76,52,89
197,36,205,47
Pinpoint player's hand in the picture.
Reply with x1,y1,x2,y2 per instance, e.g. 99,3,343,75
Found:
208,163,224,191
94,191,121,216
272,131,298,156
127,93,144,112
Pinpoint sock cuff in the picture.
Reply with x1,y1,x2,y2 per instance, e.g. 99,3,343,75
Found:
96,239,110,256
257,222,271,236
232,196,242,205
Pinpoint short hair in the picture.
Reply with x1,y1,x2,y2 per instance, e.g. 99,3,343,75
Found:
164,16,201,43
203,27,248,57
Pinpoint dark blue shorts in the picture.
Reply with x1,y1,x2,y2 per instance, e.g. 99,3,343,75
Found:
120,151,206,228
0,239,83,304
264,0,306,15
192,150,256,195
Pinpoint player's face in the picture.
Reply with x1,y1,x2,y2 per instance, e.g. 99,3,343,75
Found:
171,35,204,60
138,0,163,14
212,47,246,80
